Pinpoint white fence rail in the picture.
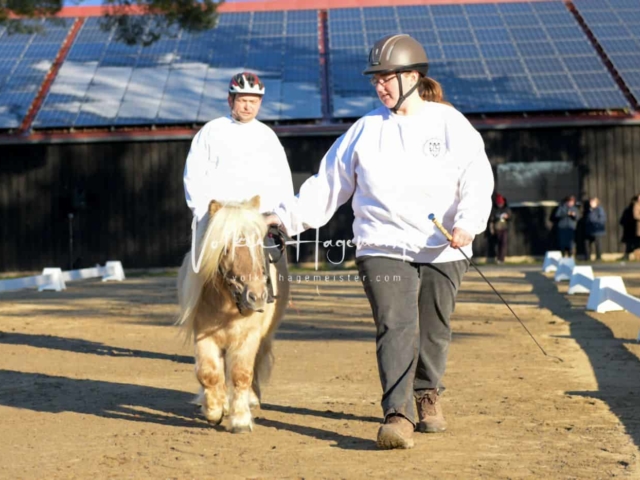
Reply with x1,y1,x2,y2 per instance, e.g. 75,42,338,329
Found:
542,253,640,342
0,261,125,294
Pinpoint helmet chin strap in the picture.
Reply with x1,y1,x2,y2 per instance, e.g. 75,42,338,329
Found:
391,72,419,113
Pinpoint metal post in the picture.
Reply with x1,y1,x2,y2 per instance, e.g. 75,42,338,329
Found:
68,213,74,271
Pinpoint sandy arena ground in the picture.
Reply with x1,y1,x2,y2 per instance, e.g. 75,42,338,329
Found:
1,264,639,479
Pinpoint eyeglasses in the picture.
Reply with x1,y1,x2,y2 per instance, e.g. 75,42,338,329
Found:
369,74,397,86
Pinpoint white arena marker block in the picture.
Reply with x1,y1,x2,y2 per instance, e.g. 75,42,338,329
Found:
542,251,562,273
568,266,595,295
102,261,126,282
38,268,66,292
554,258,575,282
586,277,627,313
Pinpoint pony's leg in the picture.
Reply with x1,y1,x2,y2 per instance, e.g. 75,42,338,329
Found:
226,331,262,433
195,336,226,425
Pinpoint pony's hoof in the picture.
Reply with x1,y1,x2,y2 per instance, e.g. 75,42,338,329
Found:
202,406,224,426
231,424,253,434
206,416,223,426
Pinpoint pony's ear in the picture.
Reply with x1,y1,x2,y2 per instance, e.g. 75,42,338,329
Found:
208,200,223,217
248,195,261,210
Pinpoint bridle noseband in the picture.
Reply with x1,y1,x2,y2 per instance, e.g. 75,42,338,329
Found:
217,264,267,314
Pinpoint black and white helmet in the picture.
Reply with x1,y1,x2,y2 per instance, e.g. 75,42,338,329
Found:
229,72,265,96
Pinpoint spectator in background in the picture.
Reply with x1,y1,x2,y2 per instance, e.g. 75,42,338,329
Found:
634,194,640,258
620,194,640,260
489,193,510,264
584,197,606,261
555,195,579,258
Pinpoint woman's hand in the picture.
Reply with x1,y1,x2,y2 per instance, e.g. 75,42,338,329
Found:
450,227,473,248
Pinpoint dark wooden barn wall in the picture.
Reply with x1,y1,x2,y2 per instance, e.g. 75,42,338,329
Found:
1,124,639,271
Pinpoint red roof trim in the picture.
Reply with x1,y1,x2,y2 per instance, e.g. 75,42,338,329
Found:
2,112,639,145
56,0,568,17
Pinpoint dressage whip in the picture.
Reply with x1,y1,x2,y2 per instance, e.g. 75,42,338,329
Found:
429,214,563,363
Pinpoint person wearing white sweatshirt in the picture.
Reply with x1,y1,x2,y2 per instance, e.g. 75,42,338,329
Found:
183,72,294,301
267,34,494,449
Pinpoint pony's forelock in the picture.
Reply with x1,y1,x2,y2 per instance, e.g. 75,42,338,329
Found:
196,201,267,281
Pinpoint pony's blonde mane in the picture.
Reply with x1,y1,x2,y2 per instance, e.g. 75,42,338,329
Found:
196,201,267,282
177,200,267,330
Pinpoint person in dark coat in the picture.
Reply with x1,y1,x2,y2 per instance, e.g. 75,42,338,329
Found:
583,197,606,261
633,194,640,258
620,195,638,260
555,195,579,258
489,193,510,264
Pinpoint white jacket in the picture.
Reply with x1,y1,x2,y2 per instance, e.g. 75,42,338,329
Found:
276,102,494,263
184,116,294,220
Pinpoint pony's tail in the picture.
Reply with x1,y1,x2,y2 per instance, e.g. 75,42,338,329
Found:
252,338,275,401
252,260,290,400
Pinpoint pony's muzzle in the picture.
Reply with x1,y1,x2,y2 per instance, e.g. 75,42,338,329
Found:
241,287,267,312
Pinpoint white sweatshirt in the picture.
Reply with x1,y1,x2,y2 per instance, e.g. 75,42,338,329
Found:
276,102,494,263
184,116,294,220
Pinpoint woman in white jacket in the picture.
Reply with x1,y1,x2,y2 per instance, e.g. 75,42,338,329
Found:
270,34,494,449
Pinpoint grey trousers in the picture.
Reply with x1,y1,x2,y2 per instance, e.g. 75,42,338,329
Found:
356,256,468,424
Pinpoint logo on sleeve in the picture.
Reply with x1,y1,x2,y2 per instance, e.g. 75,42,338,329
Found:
424,137,444,159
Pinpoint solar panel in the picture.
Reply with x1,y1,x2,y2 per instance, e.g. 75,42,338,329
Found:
0,18,73,128
408,30,439,45
546,25,586,41
116,67,169,124
479,43,519,59
485,58,526,76
575,0,640,102
510,27,549,42
468,15,505,29
156,66,207,123
599,38,638,54
327,2,630,118
526,56,565,74
253,11,285,23
438,29,475,44
517,41,557,57
398,17,434,31
396,6,430,18
329,8,361,21
464,4,499,15
590,24,632,39
286,10,317,22
442,44,481,60
34,10,323,128
433,16,470,30
432,5,465,16
362,7,395,20
609,52,640,70
498,3,534,14
474,28,512,44
286,22,318,35
364,17,398,32
532,2,568,13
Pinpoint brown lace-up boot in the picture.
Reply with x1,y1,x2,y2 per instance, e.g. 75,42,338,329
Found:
376,414,415,449
416,389,447,433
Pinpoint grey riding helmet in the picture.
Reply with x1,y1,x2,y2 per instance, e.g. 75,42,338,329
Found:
363,34,429,111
